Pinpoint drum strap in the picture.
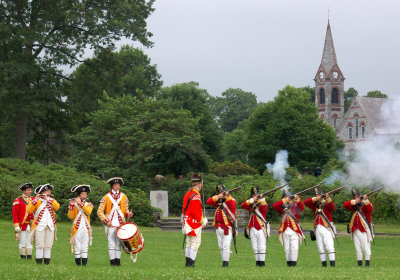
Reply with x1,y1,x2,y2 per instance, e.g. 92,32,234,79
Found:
107,193,125,223
34,200,47,221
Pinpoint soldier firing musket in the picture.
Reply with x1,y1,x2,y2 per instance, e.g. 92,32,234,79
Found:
206,184,240,267
343,187,383,267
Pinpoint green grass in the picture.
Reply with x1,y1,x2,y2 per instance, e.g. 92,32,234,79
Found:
0,220,399,279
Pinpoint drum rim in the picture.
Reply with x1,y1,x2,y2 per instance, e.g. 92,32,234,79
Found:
116,222,139,240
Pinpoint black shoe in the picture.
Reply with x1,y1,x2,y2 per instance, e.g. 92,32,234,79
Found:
259,261,265,267
222,261,229,267
75,258,81,266
27,255,32,259
21,255,26,259
330,260,336,267
357,260,362,267
82,258,88,266
36,258,43,264
110,259,116,266
291,261,297,267
44,258,50,265
185,257,190,267
322,261,327,267
287,261,291,267
256,261,260,266
115,259,120,266
365,260,370,267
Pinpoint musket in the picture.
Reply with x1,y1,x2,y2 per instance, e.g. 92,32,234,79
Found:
223,184,244,195
365,186,384,197
295,181,324,196
259,184,287,197
323,185,348,197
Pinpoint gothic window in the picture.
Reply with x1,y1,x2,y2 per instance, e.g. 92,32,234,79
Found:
361,123,366,138
348,123,353,140
333,114,339,128
319,88,325,104
355,115,359,138
331,88,339,104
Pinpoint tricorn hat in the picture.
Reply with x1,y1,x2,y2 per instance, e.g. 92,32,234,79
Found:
250,186,259,197
71,185,91,194
191,173,202,183
19,183,34,191
282,188,292,198
216,184,227,194
315,187,324,196
35,183,54,194
107,177,124,186
352,188,361,197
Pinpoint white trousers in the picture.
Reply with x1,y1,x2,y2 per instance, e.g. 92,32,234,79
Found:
107,227,121,260
282,228,300,262
216,227,232,262
74,226,89,259
19,226,33,249
35,226,55,259
250,228,266,262
315,225,335,262
353,230,371,261
185,227,202,260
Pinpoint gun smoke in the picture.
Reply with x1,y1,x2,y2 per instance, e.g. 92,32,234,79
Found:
266,150,289,187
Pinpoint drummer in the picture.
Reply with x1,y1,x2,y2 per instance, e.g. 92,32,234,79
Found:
97,177,133,266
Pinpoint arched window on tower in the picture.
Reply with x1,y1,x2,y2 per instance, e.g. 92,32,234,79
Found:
331,88,339,104
361,123,366,139
355,114,359,139
348,123,353,140
319,88,325,104
333,114,339,128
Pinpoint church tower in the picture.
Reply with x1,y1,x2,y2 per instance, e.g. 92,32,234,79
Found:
314,21,345,131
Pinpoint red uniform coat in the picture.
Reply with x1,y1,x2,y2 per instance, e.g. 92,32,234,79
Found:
207,195,236,234
241,198,268,230
182,188,204,236
343,200,373,233
272,199,304,235
304,197,335,228
12,196,34,231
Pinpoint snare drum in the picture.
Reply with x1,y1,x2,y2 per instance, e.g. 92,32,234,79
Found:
116,222,145,254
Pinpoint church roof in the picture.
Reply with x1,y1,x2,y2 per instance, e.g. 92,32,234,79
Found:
355,96,400,134
320,21,338,74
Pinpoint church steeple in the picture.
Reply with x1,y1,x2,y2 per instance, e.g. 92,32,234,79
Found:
314,21,345,132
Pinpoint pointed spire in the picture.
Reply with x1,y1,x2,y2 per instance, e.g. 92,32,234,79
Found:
320,21,338,74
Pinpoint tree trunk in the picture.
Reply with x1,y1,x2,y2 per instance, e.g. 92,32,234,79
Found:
15,107,28,160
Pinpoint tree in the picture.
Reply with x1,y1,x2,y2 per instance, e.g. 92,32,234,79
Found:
364,90,388,99
70,95,211,179
0,0,155,159
222,120,249,163
299,86,315,104
344,87,358,112
210,88,258,132
159,82,222,161
67,46,162,130
245,86,339,172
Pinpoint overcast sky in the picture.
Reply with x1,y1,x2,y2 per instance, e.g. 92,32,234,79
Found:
118,0,400,102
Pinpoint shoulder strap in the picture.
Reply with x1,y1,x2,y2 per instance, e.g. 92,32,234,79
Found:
19,196,29,205
183,194,196,215
107,193,125,222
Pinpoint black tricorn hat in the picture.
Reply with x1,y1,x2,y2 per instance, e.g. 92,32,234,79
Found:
35,183,54,194
315,187,324,196
191,173,202,182
107,177,124,186
216,184,227,193
71,185,91,194
352,188,361,197
19,183,34,191
282,188,292,198
250,186,259,197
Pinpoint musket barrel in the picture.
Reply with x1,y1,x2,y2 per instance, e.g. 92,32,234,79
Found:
260,184,287,196
365,186,384,196
295,181,324,196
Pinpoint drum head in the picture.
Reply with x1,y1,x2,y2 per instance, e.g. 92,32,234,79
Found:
116,223,138,240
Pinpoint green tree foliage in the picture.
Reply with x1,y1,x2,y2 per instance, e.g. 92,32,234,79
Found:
67,46,162,130
364,90,388,99
70,95,211,179
159,82,222,161
210,88,258,132
299,86,315,103
222,124,249,163
0,0,155,159
0,158,154,226
210,161,258,177
245,86,339,172
344,87,358,112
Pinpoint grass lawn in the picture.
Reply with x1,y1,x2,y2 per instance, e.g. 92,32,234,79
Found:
0,220,399,279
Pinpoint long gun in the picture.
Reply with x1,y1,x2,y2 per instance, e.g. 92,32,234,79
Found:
294,181,324,196
323,185,348,197
259,184,287,197
365,186,384,197
224,184,244,195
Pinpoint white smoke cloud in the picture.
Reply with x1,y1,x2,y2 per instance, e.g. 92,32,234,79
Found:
266,150,289,185
345,99,400,193
324,170,346,186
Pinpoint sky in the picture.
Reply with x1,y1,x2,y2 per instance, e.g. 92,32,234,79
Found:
115,0,400,102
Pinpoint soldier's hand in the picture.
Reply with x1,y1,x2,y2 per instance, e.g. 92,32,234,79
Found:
75,197,81,204
106,221,112,227
294,194,299,201
325,193,330,199
363,195,368,200
14,225,21,233
127,211,133,219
